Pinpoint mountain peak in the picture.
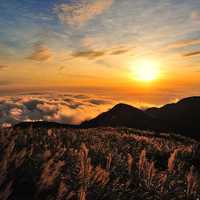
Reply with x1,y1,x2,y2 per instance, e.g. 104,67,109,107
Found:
110,103,138,112
81,102,155,129
177,96,200,104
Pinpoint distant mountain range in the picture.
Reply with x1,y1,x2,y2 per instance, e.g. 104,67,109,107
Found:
15,96,200,139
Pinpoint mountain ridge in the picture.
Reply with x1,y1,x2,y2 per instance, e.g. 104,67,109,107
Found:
14,96,200,139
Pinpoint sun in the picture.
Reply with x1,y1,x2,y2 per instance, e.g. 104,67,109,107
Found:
132,59,160,82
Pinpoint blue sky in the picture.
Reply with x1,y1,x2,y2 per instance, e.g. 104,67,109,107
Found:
1,0,200,53
0,0,200,52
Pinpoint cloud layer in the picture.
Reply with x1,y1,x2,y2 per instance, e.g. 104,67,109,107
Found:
55,0,113,27
0,93,114,126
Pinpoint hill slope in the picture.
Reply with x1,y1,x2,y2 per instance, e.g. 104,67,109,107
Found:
146,96,200,136
81,103,158,130
0,127,199,200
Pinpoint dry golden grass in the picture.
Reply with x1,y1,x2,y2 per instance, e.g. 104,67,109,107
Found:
0,127,199,200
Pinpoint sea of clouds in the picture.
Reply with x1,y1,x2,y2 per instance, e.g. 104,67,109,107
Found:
0,93,115,126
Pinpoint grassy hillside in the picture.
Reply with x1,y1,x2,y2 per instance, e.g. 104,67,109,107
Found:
0,127,199,200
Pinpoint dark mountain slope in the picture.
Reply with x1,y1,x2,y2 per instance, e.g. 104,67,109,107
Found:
146,96,200,136
81,103,159,130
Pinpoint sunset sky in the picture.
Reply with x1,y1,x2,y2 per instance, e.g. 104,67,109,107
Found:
0,0,200,107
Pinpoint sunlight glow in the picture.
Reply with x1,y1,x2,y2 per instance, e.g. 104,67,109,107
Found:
132,59,160,82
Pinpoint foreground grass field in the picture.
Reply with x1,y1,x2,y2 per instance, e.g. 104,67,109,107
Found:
0,127,199,200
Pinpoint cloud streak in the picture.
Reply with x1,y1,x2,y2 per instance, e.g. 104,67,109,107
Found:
71,50,105,59
183,51,200,57
0,65,8,70
167,39,200,50
55,0,113,27
28,43,53,61
71,46,131,60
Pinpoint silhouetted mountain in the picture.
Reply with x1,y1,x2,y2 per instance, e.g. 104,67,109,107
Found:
81,97,200,138
146,96,200,136
81,103,159,130
14,96,200,139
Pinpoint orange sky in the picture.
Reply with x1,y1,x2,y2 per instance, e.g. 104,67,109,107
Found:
0,0,200,106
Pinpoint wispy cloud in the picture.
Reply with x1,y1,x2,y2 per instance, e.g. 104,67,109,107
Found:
71,50,105,59
0,65,8,70
71,46,131,60
0,80,12,86
109,48,130,55
183,51,200,57
191,11,200,22
81,36,102,49
54,0,113,27
166,38,200,50
27,43,53,61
